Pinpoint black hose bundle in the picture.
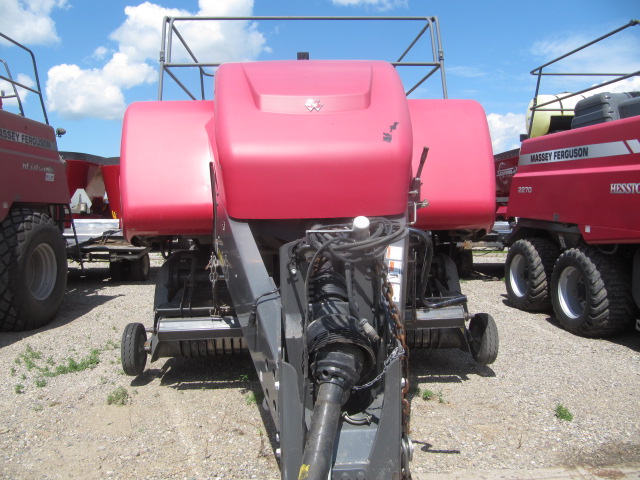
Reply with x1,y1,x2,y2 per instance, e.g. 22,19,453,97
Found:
307,217,408,264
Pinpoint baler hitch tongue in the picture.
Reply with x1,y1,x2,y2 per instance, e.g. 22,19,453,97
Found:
300,345,364,480
292,216,410,479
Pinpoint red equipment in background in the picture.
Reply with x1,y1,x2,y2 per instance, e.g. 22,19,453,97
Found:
497,20,640,336
1,32,150,331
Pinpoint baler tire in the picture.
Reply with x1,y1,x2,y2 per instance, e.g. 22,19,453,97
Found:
129,253,150,282
551,247,634,337
0,208,68,331
468,313,499,365
121,322,147,376
505,238,559,312
455,249,473,278
109,260,124,281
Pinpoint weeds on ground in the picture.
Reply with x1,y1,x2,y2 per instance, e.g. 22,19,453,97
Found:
107,386,130,406
422,389,435,401
421,389,445,403
245,391,257,405
555,404,573,421
11,343,110,393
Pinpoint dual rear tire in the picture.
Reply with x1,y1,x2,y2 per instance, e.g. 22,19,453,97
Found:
506,239,635,336
551,247,634,336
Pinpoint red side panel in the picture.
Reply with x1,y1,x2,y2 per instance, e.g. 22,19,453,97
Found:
494,150,519,199
0,109,68,221
120,101,215,240
64,159,102,199
213,60,413,219
508,116,640,243
408,99,496,232
101,165,121,219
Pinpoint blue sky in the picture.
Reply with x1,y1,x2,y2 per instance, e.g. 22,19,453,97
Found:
1,0,638,158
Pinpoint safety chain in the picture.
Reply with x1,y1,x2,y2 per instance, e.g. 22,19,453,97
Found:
379,263,412,434
352,345,404,391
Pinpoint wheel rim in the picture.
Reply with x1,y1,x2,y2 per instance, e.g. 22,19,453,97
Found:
27,243,58,301
509,254,528,297
557,266,585,319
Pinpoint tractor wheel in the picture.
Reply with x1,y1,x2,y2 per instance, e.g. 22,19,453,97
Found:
551,247,634,336
468,313,499,365
0,208,68,331
121,322,148,376
505,238,559,312
129,253,150,282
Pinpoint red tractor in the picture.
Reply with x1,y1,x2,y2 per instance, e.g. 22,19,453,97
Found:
498,20,640,336
119,16,498,479
1,33,151,331
1,32,70,331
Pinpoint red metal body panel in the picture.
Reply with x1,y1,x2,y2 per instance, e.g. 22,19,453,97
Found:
507,116,640,243
0,109,68,221
213,60,413,219
494,150,519,199
120,62,497,239
64,159,102,199
101,165,121,218
409,99,496,232
120,101,215,239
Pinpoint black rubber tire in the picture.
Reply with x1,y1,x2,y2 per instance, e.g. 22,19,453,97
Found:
455,248,473,278
505,238,559,312
121,322,148,376
551,247,634,337
0,208,68,331
468,313,499,365
129,253,150,282
109,260,124,281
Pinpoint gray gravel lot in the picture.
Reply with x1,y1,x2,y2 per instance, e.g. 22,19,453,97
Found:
1,251,639,480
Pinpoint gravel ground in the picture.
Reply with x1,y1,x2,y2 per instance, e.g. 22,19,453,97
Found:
1,251,639,480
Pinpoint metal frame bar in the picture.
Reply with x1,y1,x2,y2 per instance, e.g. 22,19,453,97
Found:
0,32,49,124
157,15,447,100
528,19,639,134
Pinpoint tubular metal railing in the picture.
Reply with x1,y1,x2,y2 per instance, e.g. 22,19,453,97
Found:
528,19,640,134
157,15,448,101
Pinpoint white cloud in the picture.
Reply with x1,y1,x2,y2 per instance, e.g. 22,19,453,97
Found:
487,112,526,154
530,28,640,93
446,66,486,78
92,46,109,61
46,0,266,120
330,0,407,10
590,76,640,95
0,73,36,109
46,64,126,120
0,0,68,45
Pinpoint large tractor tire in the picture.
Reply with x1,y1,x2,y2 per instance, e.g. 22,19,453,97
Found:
0,208,68,331
551,247,634,337
505,238,559,312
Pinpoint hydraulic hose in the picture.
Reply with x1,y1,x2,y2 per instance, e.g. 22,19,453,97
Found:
408,229,468,309
299,381,344,480
408,228,433,306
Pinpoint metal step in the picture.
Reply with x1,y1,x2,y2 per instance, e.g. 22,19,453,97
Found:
405,305,466,330
157,316,243,342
